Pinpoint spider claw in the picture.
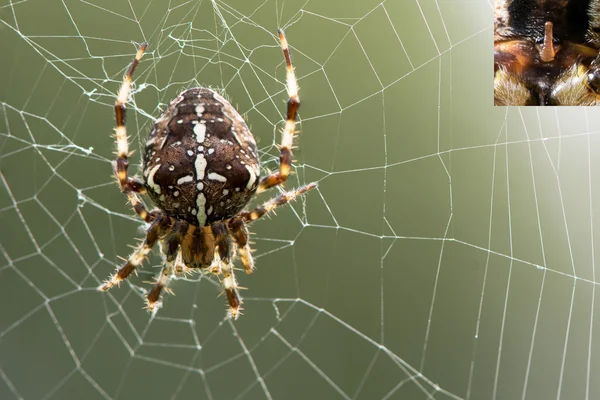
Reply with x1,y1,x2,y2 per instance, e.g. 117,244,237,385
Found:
98,273,121,291
229,307,240,320
144,298,161,313
138,42,148,54
146,289,162,311
228,304,244,320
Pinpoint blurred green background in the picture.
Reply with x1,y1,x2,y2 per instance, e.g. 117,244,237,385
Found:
1,0,598,399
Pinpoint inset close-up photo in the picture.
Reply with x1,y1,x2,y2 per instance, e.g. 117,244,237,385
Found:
495,0,600,105
3,1,600,400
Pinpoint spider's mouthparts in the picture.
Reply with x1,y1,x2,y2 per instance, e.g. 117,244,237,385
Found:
540,21,556,62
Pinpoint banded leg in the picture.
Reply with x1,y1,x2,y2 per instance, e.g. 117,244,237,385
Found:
145,220,187,311
114,43,151,222
213,222,242,319
98,214,166,291
242,182,317,223
228,218,255,274
165,220,192,276
145,255,176,312
257,30,300,193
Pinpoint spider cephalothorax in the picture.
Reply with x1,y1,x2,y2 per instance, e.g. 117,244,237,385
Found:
98,30,316,318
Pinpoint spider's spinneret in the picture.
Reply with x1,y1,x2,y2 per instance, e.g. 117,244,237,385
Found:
143,88,260,226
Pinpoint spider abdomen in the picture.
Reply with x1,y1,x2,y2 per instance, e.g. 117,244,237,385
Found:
142,88,260,226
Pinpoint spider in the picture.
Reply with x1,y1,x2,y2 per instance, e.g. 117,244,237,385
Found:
98,30,316,318
494,0,600,105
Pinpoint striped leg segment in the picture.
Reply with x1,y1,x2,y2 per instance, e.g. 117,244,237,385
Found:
114,43,151,222
213,222,242,319
145,259,174,312
98,214,165,291
219,256,241,319
165,220,191,276
257,30,300,193
228,218,255,274
242,182,317,223
145,219,196,310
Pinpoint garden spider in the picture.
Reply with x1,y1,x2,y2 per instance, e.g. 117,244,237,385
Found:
98,30,316,318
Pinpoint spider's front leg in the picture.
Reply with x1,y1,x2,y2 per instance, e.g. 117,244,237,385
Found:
213,222,242,319
145,220,189,310
228,218,255,274
114,43,152,222
257,30,300,193
99,213,169,291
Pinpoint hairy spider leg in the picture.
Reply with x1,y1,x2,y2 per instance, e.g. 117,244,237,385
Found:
242,182,317,223
228,218,255,274
165,220,191,276
99,214,168,291
213,222,242,318
257,30,300,193
114,43,151,222
146,256,175,311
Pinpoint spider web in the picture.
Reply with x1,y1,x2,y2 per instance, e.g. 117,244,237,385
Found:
0,0,598,399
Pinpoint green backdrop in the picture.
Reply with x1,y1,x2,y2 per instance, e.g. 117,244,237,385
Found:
1,1,598,399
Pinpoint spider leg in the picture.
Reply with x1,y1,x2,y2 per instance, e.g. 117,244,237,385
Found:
228,218,255,274
257,30,300,193
98,213,166,291
145,253,176,312
242,182,317,223
145,219,188,310
165,220,190,276
213,222,242,319
134,228,182,313
114,43,152,222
